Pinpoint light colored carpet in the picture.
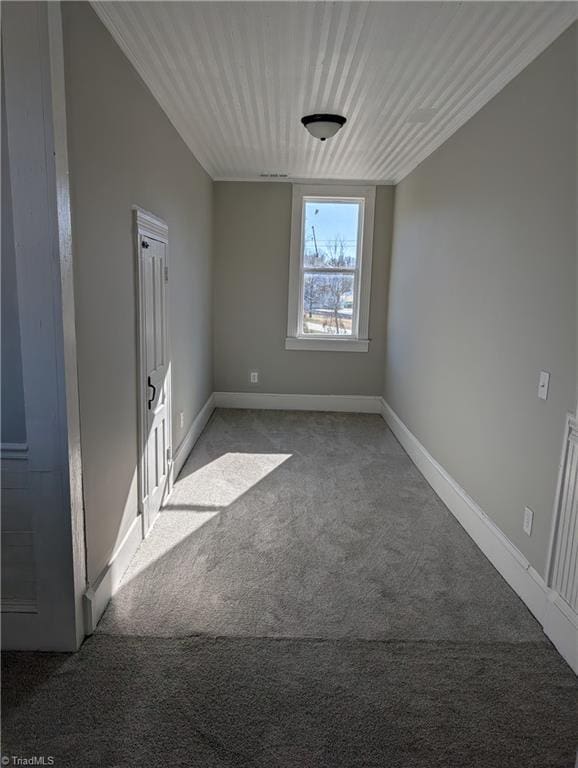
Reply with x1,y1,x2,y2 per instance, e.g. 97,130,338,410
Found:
97,408,543,642
4,409,577,767
3,636,577,767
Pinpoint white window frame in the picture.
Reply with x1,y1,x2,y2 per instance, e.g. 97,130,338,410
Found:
286,184,375,352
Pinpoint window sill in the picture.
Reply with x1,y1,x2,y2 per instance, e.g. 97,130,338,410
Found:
285,336,369,352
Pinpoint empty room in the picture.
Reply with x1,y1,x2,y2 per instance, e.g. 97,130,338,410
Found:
1,1,577,765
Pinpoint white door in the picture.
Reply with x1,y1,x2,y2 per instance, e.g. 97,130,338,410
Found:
136,210,171,534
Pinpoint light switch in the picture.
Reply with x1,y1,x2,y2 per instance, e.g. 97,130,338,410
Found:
538,371,550,401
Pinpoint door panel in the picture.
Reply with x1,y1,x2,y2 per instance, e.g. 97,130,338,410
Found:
141,235,169,528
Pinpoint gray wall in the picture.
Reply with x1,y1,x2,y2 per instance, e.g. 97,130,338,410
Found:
214,182,393,396
1,67,26,444
63,3,213,584
385,26,577,576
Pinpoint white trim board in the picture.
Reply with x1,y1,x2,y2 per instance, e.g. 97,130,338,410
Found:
172,394,216,481
0,442,29,461
2,2,86,651
285,337,369,353
83,515,143,634
214,392,383,413
133,205,168,244
214,177,395,186
380,398,577,673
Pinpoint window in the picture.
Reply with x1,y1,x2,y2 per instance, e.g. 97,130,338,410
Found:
286,185,375,352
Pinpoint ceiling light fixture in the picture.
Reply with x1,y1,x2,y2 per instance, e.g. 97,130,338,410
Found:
301,113,346,142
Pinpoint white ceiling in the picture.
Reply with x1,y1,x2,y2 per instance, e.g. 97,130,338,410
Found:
92,2,576,184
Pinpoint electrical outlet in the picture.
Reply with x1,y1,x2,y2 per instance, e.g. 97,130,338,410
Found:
538,371,550,400
523,506,534,536
250,371,259,385
179,411,184,429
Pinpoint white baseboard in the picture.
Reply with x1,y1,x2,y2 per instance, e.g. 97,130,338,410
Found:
83,515,143,634
214,391,382,413
380,397,577,673
542,591,578,671
172,393,216,481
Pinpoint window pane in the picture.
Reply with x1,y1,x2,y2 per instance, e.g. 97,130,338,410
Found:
303,201,360,269
302,272,354,336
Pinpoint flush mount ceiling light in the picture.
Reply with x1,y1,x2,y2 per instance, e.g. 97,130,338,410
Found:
301,113,346,142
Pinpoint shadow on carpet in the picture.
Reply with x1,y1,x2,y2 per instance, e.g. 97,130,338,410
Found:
2,634,577,768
